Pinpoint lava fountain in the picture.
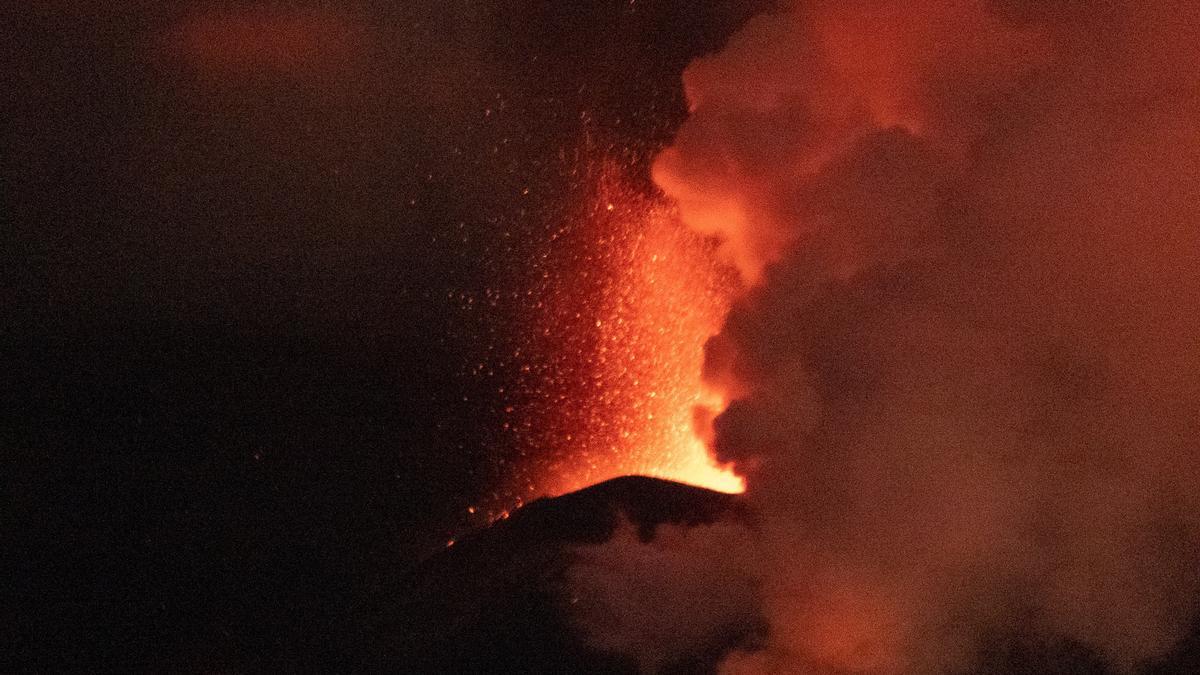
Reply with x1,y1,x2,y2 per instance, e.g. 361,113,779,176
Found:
490,160,744,515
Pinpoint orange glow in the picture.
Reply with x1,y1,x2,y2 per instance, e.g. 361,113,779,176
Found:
488,163,744,511
552,172,739,492
798,590,902,673
170,7,359,75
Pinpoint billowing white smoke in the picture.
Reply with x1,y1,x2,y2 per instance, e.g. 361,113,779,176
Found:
572,1,1200,672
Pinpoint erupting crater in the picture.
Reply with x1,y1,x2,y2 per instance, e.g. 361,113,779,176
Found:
487,162,743,520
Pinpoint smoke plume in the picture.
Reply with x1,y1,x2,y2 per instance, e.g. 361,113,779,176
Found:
168,6,366,77
575,1,1200,672
567,519,765,673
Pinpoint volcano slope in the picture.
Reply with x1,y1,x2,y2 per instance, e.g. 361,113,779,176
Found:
376,475,1200,674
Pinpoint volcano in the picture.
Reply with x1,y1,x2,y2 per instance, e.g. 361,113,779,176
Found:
373,476,760,674
371,476,1200,675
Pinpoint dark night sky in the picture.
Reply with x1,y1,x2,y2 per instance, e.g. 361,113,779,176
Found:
2,2,765,670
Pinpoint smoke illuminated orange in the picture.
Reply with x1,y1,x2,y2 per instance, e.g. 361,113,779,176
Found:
170,6,359,75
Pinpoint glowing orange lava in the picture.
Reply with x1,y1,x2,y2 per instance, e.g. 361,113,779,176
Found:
532,167,744,498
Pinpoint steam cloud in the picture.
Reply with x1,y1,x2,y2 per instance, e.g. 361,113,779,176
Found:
567,519,764,673
571,1,1200,672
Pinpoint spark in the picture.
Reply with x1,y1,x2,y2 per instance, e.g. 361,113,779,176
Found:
493,161,744,506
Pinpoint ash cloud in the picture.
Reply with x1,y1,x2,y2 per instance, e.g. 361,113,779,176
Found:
581,0,1200,672
167,5,365,76
566,518,766,673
